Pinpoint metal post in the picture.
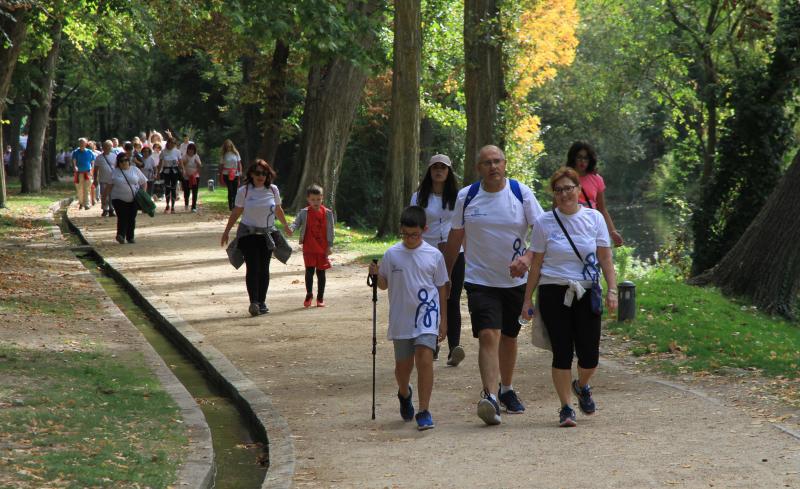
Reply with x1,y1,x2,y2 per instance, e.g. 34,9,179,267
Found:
617,281,636,321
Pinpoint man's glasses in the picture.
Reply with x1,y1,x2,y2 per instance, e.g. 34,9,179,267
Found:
251,171,268,177
400,231,422,239
479,158,505,167
553,185,578,194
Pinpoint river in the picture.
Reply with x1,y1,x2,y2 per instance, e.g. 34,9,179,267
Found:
609,205,683,259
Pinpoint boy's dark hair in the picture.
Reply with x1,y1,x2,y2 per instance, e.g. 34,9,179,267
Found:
306,184,323,196
400,205,426,229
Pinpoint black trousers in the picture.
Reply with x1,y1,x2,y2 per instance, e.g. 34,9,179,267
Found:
183,179,199,209
305,267,326,301
238,234,272,304
112,199,138,242
538,284,601,370
223,174,239,210
161,171,179,207
447,252,465,350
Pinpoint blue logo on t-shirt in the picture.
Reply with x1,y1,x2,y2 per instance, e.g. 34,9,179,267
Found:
511,237,527,261
414,288,439,329
582,252,600,281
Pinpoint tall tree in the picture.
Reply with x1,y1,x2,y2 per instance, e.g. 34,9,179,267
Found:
689,151,800,318
463,0,504,185
21,21,61,194
377,0,422,236
691,0,800,275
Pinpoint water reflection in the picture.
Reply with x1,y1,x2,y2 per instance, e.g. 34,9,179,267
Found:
610,205,681,259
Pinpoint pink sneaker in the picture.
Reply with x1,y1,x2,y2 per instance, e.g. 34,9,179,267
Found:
303,295,313,308
316,299,326,308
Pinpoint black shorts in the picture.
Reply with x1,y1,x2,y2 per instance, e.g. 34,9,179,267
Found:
464,282,526,338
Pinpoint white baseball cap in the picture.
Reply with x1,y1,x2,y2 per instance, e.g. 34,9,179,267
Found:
428,154,452,167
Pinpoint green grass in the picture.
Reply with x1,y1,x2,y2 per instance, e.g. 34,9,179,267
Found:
607,269,800,378
0,347,186,488
198,185,230,214
1,179,74,238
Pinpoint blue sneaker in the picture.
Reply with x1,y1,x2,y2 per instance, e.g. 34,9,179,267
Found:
559,404,577,427
498,387,525,414
477,391,501,425
398,386,414,421
571,380,596,415
415,410,435,430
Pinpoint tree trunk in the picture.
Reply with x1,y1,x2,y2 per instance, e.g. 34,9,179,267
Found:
0,5,29,206
377,0,422,236
689,151,800,318
257,40,290,165
463,0,505,186
8,103,23,177
240,56,261,165
22,22,62,194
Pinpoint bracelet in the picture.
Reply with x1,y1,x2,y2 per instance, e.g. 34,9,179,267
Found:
607,289,618,295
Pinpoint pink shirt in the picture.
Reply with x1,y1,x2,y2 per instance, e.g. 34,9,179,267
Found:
578,173,606,209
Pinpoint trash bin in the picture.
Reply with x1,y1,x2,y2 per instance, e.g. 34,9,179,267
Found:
617,281,636,321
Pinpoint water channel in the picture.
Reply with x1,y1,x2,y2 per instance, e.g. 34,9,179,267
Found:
608,204,683,259
60,214,268,489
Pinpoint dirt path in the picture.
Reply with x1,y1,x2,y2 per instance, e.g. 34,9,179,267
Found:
70,203,800,488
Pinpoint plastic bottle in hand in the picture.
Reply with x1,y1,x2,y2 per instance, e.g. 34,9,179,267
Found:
518,308,535,326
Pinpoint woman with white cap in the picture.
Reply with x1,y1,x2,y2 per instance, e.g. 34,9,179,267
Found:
410,154,465,366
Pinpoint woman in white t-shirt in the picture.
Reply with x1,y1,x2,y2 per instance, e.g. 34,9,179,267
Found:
157,138,182,213
410,154,465,367
521,166,618,428
220,159,293,316
180,142,202,212
141,146,158,196
107,152,147,244
219,139,243,211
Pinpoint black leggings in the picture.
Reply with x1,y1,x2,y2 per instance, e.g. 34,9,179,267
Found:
447,252,465,351
238,234,272,304
183,178,199,209
223,174,239,210
161,171,179,208
305,267,326,301
111,199,138,241
538,284,601,370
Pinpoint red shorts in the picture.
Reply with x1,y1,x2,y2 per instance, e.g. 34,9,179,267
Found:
303,252,331,270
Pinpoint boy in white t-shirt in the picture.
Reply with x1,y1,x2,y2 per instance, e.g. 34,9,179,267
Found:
369,206,449,430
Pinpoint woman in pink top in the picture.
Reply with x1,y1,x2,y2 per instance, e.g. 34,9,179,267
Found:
566,141,623,246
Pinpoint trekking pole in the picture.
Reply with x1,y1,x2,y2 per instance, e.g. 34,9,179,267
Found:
367,259,378,420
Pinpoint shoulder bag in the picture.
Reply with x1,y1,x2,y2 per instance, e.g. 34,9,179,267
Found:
552,209,603,315
120,168,156,217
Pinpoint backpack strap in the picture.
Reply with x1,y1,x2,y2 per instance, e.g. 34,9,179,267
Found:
462,178,525,225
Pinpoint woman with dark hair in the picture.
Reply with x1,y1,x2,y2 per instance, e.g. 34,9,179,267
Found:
157,138,182,213
565,141,623,246
410,154,465,366
221,160,292,316
108,152,147,244
180,142,202,212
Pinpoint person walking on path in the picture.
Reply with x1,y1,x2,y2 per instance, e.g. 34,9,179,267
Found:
219,139,243,211
411,154,466,366
521,166,618,427
566,141,623,246
157,138,182,213
220,160,292,316
369,206,449,430
72,138,96,210
141,146,158,197
180,142,202,212
95,140,117,217
443,144,545,426
290,185,335,308
108,152,147,244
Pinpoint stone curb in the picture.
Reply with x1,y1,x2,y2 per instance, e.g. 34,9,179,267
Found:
48,200,214,488
64,209,295,489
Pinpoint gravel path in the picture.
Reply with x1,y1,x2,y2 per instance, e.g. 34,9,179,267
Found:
71,204,800,488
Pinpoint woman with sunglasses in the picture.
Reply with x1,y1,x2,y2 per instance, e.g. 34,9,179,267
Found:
108,152,147,244
410,154,465,366
565,141,623,246
521,166,617,427
221,160,292,316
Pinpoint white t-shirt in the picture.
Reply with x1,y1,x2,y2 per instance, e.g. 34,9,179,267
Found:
530,207,610,282
160,148,181,168
221,151,240,171
235,184,281,228
183,154,200,176
110,167,147,202
450,179,544,287
179,140,194,157
142,156,157,181
410,192,456,247
378,241,449,340
95,152,117,184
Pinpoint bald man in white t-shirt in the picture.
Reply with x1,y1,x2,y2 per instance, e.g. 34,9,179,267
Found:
443,145,544,426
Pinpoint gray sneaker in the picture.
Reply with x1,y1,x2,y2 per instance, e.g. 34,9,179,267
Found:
446,345,465,367
248,302,259,317
477,391,501,425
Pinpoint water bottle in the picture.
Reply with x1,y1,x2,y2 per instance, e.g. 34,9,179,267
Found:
518,308,535,326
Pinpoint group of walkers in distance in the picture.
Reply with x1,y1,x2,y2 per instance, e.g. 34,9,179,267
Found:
216,136,622,431
69,130,246,244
